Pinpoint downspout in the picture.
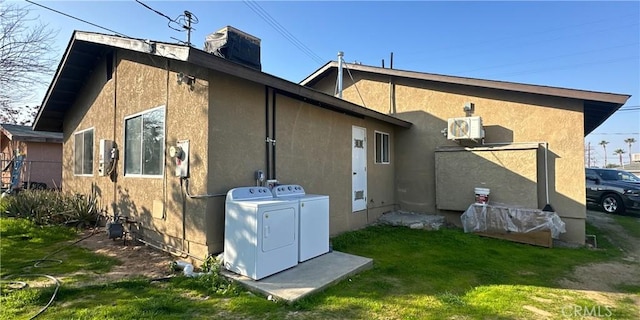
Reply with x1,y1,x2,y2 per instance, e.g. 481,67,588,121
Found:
265,86,270,179
272,91,277,179
542,142,554,212
112,51,118,211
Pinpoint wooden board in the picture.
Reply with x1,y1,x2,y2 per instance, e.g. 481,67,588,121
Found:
475,230,553,248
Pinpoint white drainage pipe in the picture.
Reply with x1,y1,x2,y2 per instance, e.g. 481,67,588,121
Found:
173,261,207,277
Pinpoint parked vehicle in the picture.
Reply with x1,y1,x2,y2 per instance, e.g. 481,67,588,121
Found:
586,168,640,214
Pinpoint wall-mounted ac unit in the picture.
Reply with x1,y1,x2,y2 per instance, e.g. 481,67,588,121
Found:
632,153,640,162
447,116,485,140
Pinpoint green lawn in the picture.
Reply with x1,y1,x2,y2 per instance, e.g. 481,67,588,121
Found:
1,217,638,319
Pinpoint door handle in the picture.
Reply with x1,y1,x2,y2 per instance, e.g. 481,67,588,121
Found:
353,172,357,175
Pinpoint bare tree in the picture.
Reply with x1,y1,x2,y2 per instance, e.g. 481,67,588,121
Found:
1,0,57,125
599,140,609,167
624,137,636,164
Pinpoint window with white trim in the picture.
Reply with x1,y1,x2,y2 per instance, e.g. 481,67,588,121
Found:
124,106,165,176
375,131,390,164
74,128,94,175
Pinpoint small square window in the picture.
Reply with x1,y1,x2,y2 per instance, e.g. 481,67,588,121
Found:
375,131,390,164
74,128,94,175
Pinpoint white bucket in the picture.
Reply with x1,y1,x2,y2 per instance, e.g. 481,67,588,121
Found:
474,187,490,205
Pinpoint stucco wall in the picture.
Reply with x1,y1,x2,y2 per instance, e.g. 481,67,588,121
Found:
314,72,586,244
204,70,397,252
62,51,210,259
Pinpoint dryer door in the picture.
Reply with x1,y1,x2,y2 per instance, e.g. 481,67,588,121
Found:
261,207,296,252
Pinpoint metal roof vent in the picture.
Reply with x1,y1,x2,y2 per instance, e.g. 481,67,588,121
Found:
204,26,261,71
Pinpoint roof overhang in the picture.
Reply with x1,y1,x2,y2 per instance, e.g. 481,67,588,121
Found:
1,124,62,143
301,62,630,136
33,31,411,132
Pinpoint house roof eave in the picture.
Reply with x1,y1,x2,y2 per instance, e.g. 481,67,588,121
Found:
301,62,630,136
34,31,411,132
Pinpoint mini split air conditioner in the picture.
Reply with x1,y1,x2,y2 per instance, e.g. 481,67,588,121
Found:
447,116,485,140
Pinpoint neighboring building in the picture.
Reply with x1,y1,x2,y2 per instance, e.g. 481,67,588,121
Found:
1,124,62,190
33,30,410,260
301,62,630,244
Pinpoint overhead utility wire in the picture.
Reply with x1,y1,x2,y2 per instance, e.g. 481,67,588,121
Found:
135,0,199,34
456,42,639,75
25,0,128,37
485,55,638,78
405,12,639,57
243,0,324,65
135,0,175,23
342,62,368,108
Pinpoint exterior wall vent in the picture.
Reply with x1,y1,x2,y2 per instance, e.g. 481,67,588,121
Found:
447,116,485,140
204,26,261,71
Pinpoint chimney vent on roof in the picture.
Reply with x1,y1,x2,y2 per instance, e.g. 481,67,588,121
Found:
204,26,261,71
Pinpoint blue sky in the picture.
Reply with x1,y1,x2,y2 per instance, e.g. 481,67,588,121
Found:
21,0,640,165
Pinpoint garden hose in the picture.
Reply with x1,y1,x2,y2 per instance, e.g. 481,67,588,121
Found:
2,225,101,319
2,274,60,320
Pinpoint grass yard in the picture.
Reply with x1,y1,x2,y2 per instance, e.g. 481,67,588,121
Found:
1,217,638,319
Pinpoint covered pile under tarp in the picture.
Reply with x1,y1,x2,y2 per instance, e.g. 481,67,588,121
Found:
461,204,566,239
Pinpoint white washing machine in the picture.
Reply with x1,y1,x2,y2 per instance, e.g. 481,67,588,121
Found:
224,186,298,280
272,184,330,262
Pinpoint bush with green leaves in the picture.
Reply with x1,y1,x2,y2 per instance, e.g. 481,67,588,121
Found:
173,256,242,296
0,189,100,227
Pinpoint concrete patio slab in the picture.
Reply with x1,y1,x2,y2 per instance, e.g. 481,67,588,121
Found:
221,251,373,303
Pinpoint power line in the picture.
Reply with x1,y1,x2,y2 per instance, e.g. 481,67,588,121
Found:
405,12,639,60
135,0,175,23
243,0,324,65
342,62,367,108
455,42,639,75
485,55,638,78
25,0,128,37
134,0,199,45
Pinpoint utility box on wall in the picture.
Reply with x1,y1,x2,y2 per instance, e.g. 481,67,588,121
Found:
169,140,189,178
434,145,540,211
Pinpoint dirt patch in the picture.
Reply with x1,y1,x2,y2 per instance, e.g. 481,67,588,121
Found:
74,228,176,282
557,210,640,307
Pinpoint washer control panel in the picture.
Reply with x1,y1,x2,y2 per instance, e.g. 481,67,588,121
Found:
272,184,305,197
227,187,274,201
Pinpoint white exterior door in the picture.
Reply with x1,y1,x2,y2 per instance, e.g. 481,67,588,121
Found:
352,126,367,212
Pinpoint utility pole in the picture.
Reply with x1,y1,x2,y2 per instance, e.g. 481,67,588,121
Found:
587,142,591,167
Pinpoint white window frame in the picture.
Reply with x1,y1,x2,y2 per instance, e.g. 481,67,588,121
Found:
73,127,95,176
374,131,390,164
123,105,166,178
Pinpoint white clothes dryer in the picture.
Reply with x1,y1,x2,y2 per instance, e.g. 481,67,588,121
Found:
224,186,298,280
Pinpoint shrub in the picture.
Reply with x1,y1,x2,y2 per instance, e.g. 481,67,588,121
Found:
1,189,100,227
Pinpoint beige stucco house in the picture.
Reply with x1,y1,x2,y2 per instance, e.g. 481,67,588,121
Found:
301,62,630,244
34,28,629,259
1,124,62,190
33,31,410,260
